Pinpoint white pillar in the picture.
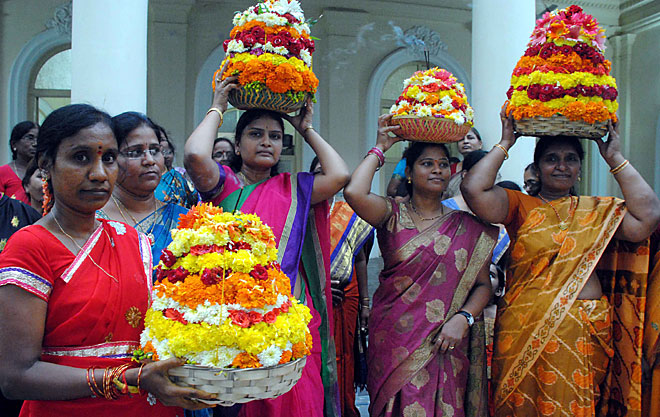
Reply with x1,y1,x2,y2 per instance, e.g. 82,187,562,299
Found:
71,0,148,115
471,0,536,186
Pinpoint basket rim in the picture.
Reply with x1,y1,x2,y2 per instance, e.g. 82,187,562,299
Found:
174,356,306,374
391,114,473,124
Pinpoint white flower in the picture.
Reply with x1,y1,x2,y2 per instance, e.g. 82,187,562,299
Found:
195,350,217,368
451,113,466,125
440,95,453,108
299,49,312,67
257,344,283,367
416,106,432,117
216,346,241,368
421,75,437,86
263,42,289,56
227,39,247,53
258,13,288,27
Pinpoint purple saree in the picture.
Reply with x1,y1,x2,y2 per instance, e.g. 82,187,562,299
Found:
368,201,497,417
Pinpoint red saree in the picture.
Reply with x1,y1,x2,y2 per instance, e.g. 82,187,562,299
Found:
0,220,179,416
368,201,497,417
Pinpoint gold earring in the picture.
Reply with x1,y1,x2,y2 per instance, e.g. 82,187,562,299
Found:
407,178,411,184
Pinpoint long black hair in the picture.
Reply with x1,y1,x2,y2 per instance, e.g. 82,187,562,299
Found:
404,141,450,197
111,111,160,148
230,109,283,176
10,121,38,160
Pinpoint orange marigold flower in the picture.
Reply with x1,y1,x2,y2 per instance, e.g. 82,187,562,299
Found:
279,350,293,364
232,352,262,369
292,341,306,359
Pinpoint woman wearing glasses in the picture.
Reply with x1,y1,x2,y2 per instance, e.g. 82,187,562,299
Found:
98,112,188,277
0,121,39,204
154,126,199,209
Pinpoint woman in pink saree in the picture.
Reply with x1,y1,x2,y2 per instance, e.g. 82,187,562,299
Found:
344,114,498,417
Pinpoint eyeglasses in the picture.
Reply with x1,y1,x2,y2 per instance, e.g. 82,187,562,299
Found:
161,149,173,157
21,134,37,143
213,151,233,159
120,147,161,159
524,180,540,188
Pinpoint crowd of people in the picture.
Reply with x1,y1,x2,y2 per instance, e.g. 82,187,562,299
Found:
0,74,659,417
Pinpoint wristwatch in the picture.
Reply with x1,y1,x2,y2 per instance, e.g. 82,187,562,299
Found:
457,310,474,327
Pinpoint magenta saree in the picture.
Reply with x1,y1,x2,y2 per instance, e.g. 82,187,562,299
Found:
368,201,497,417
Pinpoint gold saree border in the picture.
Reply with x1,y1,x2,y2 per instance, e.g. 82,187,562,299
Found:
277,174,299,265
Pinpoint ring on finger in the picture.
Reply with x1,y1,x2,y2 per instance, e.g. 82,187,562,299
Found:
449,346,455,350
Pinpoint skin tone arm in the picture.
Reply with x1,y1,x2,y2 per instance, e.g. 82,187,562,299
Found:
283,99,350,205
596,120,660,242
344,114,402,227
0,286,214,409
433,259,493,354
386,176,403,197
355,246,370,330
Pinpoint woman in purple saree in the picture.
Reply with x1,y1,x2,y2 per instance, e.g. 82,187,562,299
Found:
344,115,498,417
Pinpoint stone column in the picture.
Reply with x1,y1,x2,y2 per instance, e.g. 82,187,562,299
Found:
71,0,148,115
471,0,536,186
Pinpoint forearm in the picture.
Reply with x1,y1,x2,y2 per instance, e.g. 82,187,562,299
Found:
355,252,370,304
183,112,223,192
462,144,506,196
2,361,98,401
460,282,491,319
611,159,660,235
306,129,349,196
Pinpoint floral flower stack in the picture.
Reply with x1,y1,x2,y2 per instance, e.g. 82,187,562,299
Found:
215,0,318,113
389,67,474,143
507,5,618,138
138,203,313,375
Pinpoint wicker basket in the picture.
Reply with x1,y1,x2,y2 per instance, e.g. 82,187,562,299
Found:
229,87,308,114
168,357,306,406
514,115,608,139
390,116,471,143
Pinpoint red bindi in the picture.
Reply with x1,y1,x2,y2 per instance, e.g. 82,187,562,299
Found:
97,142,103,155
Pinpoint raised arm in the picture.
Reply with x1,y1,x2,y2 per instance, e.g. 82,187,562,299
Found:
596,120,660,242
461,104,516,224
344,114,402,227
283,98,349,205
184,65,238,198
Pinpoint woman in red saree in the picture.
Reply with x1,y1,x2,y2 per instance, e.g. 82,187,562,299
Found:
183,70,349,417
461,104,660,416
0,104,215,417
344,114,498,417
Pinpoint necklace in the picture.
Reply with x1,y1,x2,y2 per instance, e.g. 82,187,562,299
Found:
410,202,444,221
538,194,577,230
52,215,117,282
112,195,157,244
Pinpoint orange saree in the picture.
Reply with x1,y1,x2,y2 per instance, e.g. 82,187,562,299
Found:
493,193,650,417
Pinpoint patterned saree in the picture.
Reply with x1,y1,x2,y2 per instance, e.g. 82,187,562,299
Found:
493,196,650,417
368,201,497,417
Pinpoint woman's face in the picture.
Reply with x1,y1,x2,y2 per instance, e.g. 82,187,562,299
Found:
523,167,540,195
15,127,38,161
117,125,164,196
25,169,43,205
406,146,450,197
489,263,500,297
48,123,118,214
236,116,283,171
457,130,482,156
213,140,234,165
537,142,581,196
160,139,174,169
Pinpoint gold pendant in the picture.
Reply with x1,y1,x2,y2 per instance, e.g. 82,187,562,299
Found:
559,222,569,230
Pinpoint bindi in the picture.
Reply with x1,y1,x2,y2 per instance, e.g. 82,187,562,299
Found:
97,142,103,155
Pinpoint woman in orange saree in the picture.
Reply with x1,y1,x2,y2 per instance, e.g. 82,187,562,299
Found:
461,104,660,417
344,115,498,417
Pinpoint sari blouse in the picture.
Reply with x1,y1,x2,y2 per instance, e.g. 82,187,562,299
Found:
0,220,179,416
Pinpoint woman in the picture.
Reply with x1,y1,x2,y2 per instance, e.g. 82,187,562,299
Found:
450,127,482,175
184,71,350,417
522,163,540,196
460,104,660,416
22,159,44,214
0,121,38,203
212,137,235,166
0,104,215,416
343,114,498,417
98,112,188,274
154,126,198,208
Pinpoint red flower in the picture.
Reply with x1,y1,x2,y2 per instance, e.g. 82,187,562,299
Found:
234,241,252,251
280,299,291,313
229,310,250,328
282,13,298,25
567,87,579,97
288,39,302,56
540,84,554,95
223,39,231,52
250,26,266,42
168,267,189,283
248,311,263,325
164,308,188,324
241,33,257,48
268,34,287,48
566,5,583,16
201,268,222,286
506,86,514,99
160,249,176,268
539,44,555,59
538,93,551,102
559,45,573,55
155,266,167,282
250,264,269,281
527,84,541,100
263,310,278,324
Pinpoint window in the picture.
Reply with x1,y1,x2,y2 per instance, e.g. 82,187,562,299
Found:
29,47,71,123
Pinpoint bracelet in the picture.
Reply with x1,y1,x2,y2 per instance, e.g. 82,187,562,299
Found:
366,147,385,168
304,125,314,134
492,144,509,160
87,367,102,397
136,363,145,394
610,159,629,175
206,107,224,127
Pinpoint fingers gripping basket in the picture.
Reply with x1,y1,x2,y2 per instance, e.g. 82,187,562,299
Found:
514,115,607,139
229,87,308,114
392,116,472,143
169,357,307,405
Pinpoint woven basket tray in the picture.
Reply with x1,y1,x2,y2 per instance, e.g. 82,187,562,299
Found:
168,357,306,406
514,115,607,139
229,87,308,114
390,116,471,143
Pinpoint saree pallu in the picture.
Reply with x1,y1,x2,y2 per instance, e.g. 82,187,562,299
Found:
643,228,660,416
156,168,199,209
209,165,336,417
493,196,650,417
368,201,497,417
0,220,179,416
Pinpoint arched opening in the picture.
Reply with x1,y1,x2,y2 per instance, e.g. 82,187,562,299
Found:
29,47,71,123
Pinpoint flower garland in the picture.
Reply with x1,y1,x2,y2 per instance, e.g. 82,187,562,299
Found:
139,203,313,369
506,5,618,123
389,67,474,127
215,0,318,101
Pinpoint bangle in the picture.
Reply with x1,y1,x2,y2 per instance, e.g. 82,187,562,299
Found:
87,367,102,397
366,147,385,168
136,363,145,394
493,144,509,160
304,125,314,134
610,159,629,175
206,107,224,127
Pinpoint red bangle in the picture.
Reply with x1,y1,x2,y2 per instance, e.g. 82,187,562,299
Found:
136,363,145,394
367,147,385,168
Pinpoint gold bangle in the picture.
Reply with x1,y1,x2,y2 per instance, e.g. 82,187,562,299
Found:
206,107,224,127
610,159,629,175
303,125,314,135
493,144,509,160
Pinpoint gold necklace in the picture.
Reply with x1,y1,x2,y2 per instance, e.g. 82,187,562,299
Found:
112,195,157,244
52,215,117,282
237,171,255,186
538,194,577,231
409,202,444,221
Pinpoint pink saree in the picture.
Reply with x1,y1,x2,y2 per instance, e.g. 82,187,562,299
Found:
368,201,497,417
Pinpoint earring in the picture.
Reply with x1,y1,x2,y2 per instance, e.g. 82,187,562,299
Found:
41,175,52,215
407,178,411,184
578,175,582,182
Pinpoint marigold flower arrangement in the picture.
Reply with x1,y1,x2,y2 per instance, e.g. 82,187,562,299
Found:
214,0,318,105
138,203,313,369
506,5,618,129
